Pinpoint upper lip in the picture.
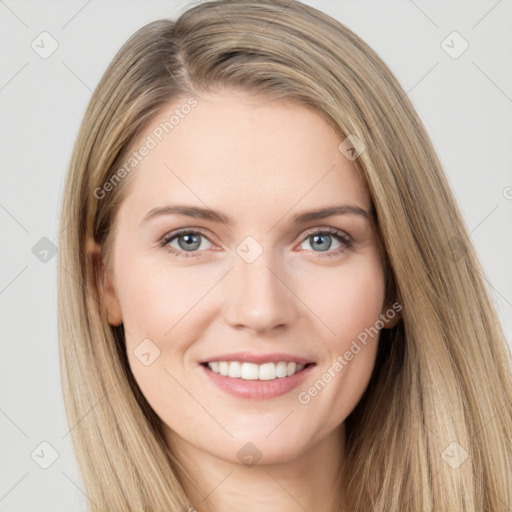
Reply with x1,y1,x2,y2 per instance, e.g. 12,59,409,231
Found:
199,351,315,365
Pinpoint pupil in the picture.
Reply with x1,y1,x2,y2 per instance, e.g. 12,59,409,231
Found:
312,234,331,251
179,234,200,251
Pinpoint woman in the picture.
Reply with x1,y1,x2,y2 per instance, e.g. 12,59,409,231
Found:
58,0,512,510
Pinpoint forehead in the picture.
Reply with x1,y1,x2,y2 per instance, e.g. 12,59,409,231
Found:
117,90,370,226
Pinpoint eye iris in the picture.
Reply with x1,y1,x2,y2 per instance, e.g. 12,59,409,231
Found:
311,233,332,251
178,233,201,251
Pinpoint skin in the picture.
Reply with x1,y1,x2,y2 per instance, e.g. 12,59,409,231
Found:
94,90,397,512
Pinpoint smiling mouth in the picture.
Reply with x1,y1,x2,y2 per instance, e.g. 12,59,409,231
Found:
201,361,315,381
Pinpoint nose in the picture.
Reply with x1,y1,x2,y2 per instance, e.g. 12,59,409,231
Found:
222,246,299,334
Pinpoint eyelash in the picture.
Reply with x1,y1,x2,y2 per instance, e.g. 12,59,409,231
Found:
159,227,353,259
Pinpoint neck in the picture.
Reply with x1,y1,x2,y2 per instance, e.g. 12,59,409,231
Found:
166,423,346,512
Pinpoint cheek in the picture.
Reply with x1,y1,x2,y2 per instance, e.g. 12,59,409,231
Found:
114,251,218,343
114,252,223,405
298,254,386,347
292,254,385,428
115,257,206,414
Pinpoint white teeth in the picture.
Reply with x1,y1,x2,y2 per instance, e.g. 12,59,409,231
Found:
276,361,288,378
259,362,276,381
228,361,241,378
206,360,308,380
219,361,229,376
240,363,259,380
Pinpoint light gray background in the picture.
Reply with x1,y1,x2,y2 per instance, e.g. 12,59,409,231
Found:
1,0,511,510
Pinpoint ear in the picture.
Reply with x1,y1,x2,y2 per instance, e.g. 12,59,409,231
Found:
379,300,401,329
86,239,123,326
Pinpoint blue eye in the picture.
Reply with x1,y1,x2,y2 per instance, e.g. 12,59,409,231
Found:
161,229,213,258
160,227,352,259
298,228,353,257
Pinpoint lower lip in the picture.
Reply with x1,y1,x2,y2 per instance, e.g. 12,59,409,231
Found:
200,363,316,400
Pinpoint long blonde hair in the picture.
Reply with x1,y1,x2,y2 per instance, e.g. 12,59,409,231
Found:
58,0,512,510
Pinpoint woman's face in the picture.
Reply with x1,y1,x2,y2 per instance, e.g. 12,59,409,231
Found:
99,90,394,466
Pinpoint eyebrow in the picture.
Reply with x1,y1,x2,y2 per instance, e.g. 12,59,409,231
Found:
141,204,371,226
